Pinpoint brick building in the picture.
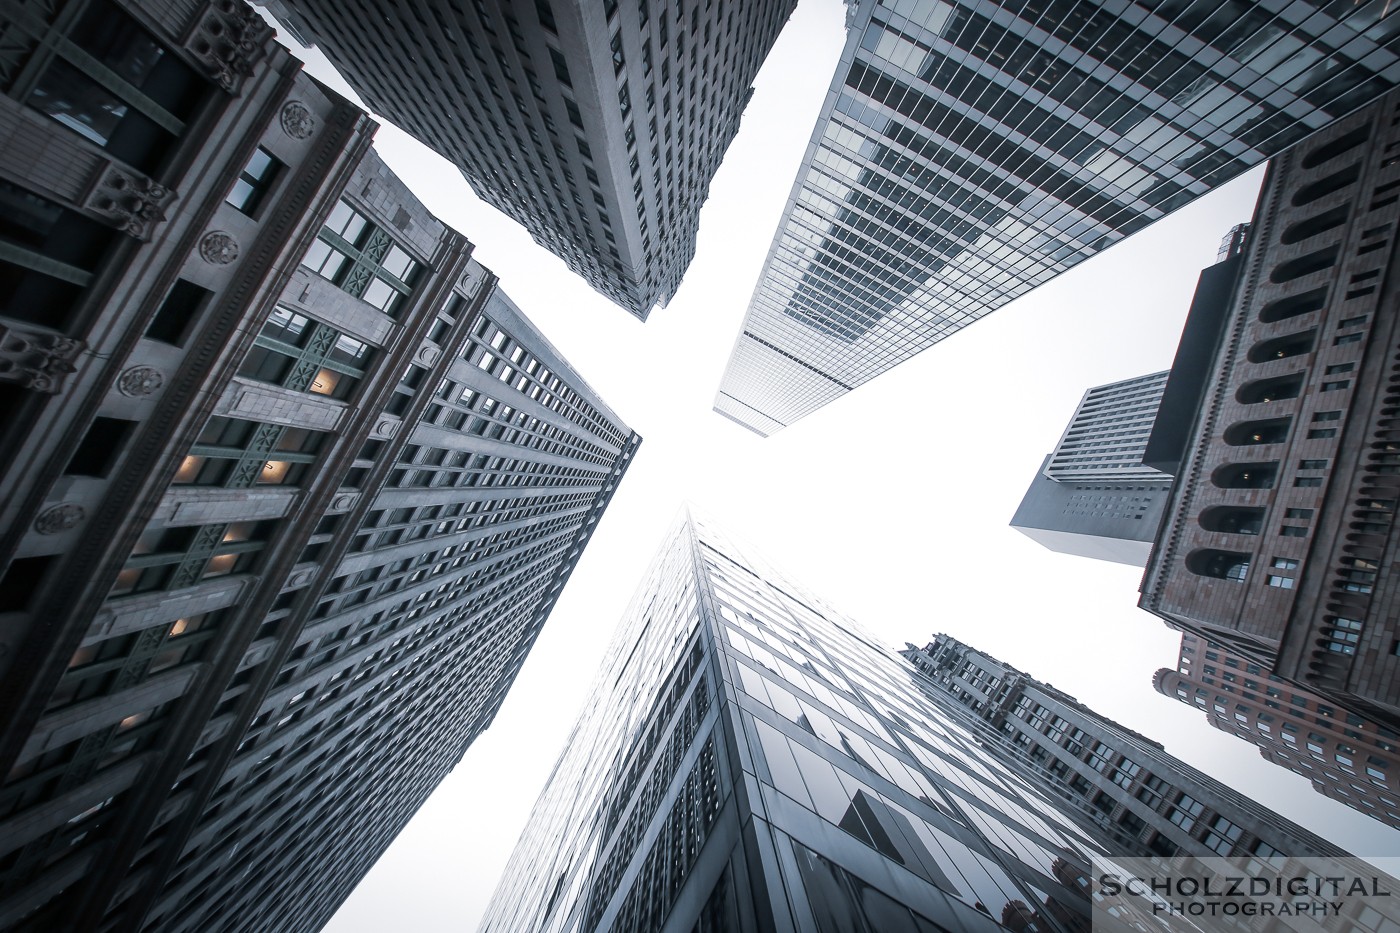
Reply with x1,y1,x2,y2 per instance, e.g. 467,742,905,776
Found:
1156,633,1400,829
1140,87,1400,731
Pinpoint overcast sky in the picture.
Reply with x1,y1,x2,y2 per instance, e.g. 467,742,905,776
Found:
259,2,1400,929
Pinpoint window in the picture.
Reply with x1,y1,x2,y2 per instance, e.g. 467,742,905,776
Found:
112,521,276,595
236,306,372,400
145,279,213,345
1168,794,1204,832
23,1,206,174
1267,575,1296,588
66,417,136,477
1326,617,1363,655
227,147,281,215
173,416,325,489
1203,816,1243,854
301,201,419,315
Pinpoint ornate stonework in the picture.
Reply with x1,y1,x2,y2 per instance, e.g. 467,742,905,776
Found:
82,165,177,241
199,230,239,265
35,504,86,535
117,365,164,397
182,0,274,93
280,101,316,139
0,324,84,393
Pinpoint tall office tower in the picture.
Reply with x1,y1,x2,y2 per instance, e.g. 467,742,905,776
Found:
903,635,1342,857
480,514,1343,933
1011,373,1173,566
260,0,797,319
713,0,1400,436
0,5,638,927
1157,633,1400,830
1138,88,1400,733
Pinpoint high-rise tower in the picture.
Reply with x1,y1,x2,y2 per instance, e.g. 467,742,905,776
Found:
1011,373,1173,566
480,514,1345,933
714,0,1400,435
261,0,797,319
1139,87,1400,732
0,6,637,927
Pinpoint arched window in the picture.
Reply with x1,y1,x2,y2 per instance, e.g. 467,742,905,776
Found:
1213,462,1278,489
1199,507,1265,536
1291,164,1361,207
1186,549,1251,581
1280,206,1350,245
1247,331,1315,363
1258,288,1327,324
1237,374,1304,404
1270,247,1339,284
1224,419,1291,446
1300,125,1372,169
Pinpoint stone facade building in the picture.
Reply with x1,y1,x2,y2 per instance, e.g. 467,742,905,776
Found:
261,0,797,318
904,635,1343,858
0,4,637,929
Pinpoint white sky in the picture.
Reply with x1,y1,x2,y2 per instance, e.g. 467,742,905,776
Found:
268,2,1400,929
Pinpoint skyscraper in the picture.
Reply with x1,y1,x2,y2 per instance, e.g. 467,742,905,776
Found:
1011,373,1173,566
903,635,1342,856
481,513,1344,933
1138,86,1400,732
0,7,637,927
1157,634,1400,830
714,0,1400,436
260,0,797,319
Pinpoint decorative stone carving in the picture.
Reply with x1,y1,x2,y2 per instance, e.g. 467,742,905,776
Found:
0,324,84,393
182,0,274,93
329,493,360,513
83,165,177,241
373,420,400,439
199,230,239,265
117,365,164,397
35,504,86,535
279,100,316,139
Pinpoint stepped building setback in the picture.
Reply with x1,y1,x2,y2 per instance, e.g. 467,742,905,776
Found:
261,0,798,319
1011,372,1173,566
481,514,1344,933
0,4,637,929
1139,88,1400,734
715,0,1400,436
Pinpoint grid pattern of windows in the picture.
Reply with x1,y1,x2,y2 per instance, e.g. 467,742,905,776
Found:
716,0,1400,434
262,0,795,318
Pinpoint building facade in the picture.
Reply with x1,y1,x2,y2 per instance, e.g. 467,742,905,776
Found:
0,6,638,928
714,0,1400,435
1139,87,1400,731
903,635,1343,857
1157,633,1400,830
262,0,797,319
1011,373,1173,566
480,514,1344,933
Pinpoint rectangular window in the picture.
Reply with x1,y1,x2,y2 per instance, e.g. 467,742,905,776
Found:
1307,429,1337,439
227,147,281,215
1267,575,1296,588
301,200,419,316
1271,557,1299,570
1294,477,1323,487
1284,508,1313,519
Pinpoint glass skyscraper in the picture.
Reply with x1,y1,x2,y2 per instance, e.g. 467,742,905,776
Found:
480,513,1344,933
715,0,1400,435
